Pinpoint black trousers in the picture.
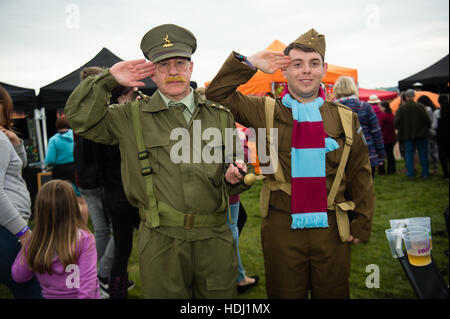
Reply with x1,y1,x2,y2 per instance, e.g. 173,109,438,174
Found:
51,162,76,183
437,140,449,177
103,188,140,277
379,143,396,174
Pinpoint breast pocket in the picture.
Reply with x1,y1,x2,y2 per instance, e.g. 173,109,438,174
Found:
201,140,224,188
326,136,345,168
273,116,292,154
143,133,170,174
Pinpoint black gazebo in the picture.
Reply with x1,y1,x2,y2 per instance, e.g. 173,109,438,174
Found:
398,55,449,93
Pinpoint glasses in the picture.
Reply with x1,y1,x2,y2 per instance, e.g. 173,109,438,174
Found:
157,59,190,73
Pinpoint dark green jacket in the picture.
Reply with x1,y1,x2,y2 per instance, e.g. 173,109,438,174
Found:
394,100,431,140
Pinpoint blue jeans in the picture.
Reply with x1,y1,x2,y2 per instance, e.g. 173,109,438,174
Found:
227,202,246,283
405,139,429,178
79,187,114,278
0,226,42,298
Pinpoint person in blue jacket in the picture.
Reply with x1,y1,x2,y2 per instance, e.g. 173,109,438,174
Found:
45,118,78,193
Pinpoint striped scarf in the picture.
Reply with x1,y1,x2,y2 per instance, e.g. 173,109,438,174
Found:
282,93,339,229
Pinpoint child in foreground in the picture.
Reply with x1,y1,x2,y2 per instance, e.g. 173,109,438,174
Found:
11,179,100,299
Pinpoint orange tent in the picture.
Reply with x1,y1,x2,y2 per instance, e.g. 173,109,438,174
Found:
323,64,358,87
210,40,358,96
390,91,440,114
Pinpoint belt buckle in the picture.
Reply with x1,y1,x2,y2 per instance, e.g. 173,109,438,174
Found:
184,214,195,230
345,136,353,146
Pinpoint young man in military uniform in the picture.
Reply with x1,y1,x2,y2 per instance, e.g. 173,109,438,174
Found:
65,24,252,298
206,28,374,298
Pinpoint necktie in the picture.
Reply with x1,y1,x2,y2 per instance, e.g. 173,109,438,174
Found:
169,102,188,125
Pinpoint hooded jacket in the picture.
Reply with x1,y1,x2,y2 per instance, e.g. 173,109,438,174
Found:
337,96,385,167
45,129,75,166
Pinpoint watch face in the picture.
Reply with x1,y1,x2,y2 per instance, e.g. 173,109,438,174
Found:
234,53,245,61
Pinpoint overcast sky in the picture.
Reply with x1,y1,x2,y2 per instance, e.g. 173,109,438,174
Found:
0,0,448,95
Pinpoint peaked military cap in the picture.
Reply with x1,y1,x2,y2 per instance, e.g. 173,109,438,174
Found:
290,28,326,60
140,24,197,64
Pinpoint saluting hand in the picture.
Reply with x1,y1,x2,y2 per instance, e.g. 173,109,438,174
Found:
110,59,156,87
247,50,291,74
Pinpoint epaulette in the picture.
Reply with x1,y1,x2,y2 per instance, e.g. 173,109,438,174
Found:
136,91,150,100
205,100,230,112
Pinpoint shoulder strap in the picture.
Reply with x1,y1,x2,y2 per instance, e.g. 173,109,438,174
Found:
130,101,160,228
205,100,229,146
264,97,284,182
205,100,233,221
327,105,354,208
219,109,228,146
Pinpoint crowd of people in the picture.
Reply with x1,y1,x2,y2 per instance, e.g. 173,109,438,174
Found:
0,23,448,300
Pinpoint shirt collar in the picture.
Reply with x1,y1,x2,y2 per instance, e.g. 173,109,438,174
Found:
158,87,195,114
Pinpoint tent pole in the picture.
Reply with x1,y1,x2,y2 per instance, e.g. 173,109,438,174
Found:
34,109,46,170
40,108,48,156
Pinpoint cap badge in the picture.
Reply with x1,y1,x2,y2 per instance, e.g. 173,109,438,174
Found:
162,34,174,47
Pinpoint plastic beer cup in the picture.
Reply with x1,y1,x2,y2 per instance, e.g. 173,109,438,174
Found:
385,228,406,258
402,226,431,266
408,217,432,249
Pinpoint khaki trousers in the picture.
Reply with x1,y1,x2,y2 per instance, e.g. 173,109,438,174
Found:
261,210,351,298
138,223,238,298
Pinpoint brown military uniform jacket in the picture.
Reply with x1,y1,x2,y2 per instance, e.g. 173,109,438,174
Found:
206,52,374,241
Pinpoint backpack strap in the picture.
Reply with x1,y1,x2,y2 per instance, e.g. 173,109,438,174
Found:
260,97,291,218
130,101,160,228
264,97,284,182
327,105,353,207
327,104,355,242
218,105,232,224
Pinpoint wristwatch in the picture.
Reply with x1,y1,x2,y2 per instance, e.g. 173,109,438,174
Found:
233,52,256,70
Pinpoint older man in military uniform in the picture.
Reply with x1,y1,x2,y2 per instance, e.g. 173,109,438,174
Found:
65,24,252,298
206,28,374,298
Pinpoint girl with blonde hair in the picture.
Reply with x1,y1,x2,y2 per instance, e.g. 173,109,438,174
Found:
12,179,100,299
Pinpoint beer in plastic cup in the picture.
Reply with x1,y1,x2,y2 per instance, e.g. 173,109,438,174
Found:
408,217,432,249
402,226,431,266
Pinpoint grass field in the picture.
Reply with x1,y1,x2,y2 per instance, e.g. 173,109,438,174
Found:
1,159,449,299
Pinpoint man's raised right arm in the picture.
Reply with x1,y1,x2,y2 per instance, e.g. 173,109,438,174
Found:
65,69,122,145
205,51,290,129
